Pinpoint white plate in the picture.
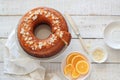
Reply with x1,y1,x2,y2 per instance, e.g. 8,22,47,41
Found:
61,52,91,80
104,21,120,49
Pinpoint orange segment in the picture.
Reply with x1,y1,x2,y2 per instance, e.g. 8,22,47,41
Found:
76,60,89,75
71,55,86,67
71,69,80,79
64,64,74,75
64,52,90,79
66,52,80,64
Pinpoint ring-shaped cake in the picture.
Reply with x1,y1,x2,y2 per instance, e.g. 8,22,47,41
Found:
17,7,71,58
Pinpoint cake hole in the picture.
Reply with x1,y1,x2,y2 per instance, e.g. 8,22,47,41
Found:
34,24,52,39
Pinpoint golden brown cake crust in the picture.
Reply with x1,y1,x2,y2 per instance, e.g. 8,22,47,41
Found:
17,7,71,58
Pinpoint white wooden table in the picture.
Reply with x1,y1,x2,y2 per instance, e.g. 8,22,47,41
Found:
0,0,120,80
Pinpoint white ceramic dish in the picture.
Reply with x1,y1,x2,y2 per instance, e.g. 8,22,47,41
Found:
61,52,91,80
90,46,108,63
104,21,120,49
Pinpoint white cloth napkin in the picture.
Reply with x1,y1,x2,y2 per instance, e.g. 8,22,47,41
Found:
3,29,61,80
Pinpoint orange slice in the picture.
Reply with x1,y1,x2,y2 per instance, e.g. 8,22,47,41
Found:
71,55,86,67
71,69,80,79
66,52,80,64
76,60,89,75
64,64,74,75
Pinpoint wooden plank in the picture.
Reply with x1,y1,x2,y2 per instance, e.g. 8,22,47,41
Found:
42,63,120,80
0,62,120,80
0,0,120,15
0,39,120,63
0,0,64,15
0,39,6,62
50,39,120,63
89,63,120,80
0,16,120,38
0,16,21,38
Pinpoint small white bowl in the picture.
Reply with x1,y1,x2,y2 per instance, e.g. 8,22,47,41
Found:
104,21,120,49
61,52,91,80
90,46,108,63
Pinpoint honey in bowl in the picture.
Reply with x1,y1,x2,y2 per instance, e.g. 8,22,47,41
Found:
91,46,108,63
63,52,91,80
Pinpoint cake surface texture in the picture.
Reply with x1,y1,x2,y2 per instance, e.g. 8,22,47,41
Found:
17,7,71,58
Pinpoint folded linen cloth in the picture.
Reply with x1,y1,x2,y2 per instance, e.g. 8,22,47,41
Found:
3,29,61,80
